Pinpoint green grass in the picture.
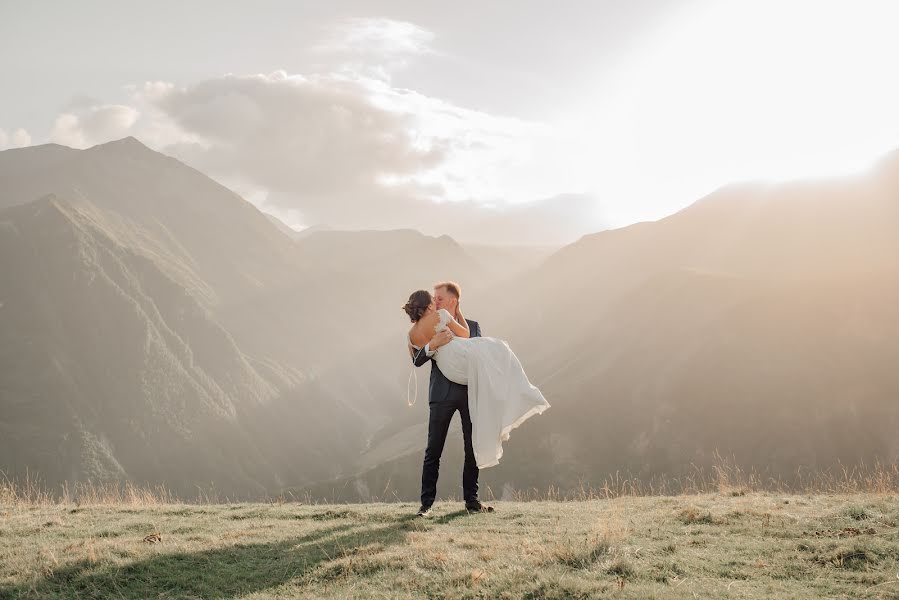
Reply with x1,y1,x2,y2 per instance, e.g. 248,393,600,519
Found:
2,492,899,599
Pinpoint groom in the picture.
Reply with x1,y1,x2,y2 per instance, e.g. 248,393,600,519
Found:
411,281,495,517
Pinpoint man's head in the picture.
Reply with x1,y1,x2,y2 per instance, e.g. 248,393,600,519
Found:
433,281,461,314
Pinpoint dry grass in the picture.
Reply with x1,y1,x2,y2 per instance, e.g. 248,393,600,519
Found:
1,488,898,598
497,451,899,502
5,452,899,509
0,469,317,508
2,455,899,597
0,470,180,508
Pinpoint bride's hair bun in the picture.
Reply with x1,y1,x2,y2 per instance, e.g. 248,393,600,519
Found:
403,289,432,322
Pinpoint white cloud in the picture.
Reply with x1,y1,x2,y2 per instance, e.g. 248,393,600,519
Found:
317,17,434,57
35,16,602,245
0,127,32,149
122,68,600,244
13,128,32,147
146,71,447,204
361,77,557,204
310,17,437,80
50,104,139,149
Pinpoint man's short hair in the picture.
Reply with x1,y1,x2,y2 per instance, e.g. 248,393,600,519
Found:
434,280,461,300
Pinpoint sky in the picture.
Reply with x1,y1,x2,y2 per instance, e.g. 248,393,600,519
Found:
2,0,898,245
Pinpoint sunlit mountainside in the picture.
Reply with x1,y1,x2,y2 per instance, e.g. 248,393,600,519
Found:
1,137,898,503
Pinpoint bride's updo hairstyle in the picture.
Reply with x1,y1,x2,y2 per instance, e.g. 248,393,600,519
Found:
403,290,432,322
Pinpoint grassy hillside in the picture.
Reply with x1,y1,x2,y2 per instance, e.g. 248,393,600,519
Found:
2,481,898,599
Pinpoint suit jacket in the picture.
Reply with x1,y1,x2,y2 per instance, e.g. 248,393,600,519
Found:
411,318,481,404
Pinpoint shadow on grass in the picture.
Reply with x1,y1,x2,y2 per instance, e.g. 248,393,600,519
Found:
1,515,420,599
432,509,471,525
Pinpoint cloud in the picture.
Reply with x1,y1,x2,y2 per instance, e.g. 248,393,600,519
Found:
119,67,601,244
310,17,437,80
37,16,602,245
49,103,139,149
0,128,32,149
141,71,448,204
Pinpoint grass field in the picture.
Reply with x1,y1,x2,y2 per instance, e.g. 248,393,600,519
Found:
2,484,899,599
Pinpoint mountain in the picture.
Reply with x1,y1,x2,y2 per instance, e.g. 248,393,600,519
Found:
506,159,899,487
293,223,334,240
262,215,335,242
0,137,484,498
264,212,302,240
0,137,308,309
0,192,351,496
461,243,560,280
5,135,899,502
303,150,899,501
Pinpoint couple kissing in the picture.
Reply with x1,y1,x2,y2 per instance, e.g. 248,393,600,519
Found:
404,281,550,517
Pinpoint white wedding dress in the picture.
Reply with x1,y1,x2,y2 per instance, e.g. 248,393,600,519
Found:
419,308,551,469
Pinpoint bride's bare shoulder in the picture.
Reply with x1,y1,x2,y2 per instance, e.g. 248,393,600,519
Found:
410,311,436,329
409,313,435,345
407,323,421,347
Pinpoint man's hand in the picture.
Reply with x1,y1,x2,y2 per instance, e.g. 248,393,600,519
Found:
430,329,454,350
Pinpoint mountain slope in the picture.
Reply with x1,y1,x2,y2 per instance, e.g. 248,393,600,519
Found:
0,193,303,494
6,135,899,502
315,150,899,500
0,137,489,497
0,137,305,310
481,151,899,490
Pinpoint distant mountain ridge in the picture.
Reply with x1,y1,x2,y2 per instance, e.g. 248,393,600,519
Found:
0,137,486,497
300,146,899,501
2,136,899,502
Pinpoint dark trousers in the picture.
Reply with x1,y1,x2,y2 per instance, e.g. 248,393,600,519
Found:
420,382,479,507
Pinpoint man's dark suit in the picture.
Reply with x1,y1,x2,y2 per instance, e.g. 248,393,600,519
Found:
411,318,482,508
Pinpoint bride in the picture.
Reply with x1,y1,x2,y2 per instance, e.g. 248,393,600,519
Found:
404,289,550,469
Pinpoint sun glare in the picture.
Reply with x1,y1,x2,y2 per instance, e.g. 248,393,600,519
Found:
565,0,899,226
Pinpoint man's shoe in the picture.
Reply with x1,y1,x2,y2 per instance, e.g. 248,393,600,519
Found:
416,505,433,517
465,500,495,514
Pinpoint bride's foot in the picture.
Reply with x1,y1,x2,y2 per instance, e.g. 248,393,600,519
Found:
465,500,495,514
